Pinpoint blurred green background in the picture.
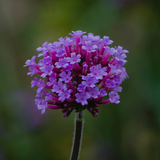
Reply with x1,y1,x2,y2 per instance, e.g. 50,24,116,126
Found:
0,0,160,159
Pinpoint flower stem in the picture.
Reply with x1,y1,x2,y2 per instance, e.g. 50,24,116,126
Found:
70,110,84,160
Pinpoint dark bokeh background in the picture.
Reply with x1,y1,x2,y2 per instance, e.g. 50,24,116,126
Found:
0,0,160,160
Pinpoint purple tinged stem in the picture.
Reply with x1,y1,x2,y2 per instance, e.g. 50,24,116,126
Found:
51,51,56,62
78,43,82,55
97,99,110,104
53,68,60,73
86,52,91,64
75,37,80,49
81,50,86,59
112,59,117,65
68,44,72,53
104,85,109,91
51,97,59,102
94,95,102,102
68,81,77,93
87,108,98,117
74,63,81,71
51,92,58,97
62,109,67,113
109,57,116,64
98,55,103,63
82,63,88,75
47,101,54,104
102,53,110,66
72,68,79,73
93,56,98,64
67,98,75,102
35,64,40,70
99,45,105,55
82,68,87,75
95,109,100,113
47,105,61,109
92,51,97,58
35,70,43,75
44,85,53,89
98,72,113,88
63,110,73,117
65,46,71,57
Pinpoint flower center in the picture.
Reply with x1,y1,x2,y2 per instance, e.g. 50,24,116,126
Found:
81,97,84,101
94,72,97,75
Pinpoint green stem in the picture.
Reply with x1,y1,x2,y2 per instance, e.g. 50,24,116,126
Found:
70,110,84,160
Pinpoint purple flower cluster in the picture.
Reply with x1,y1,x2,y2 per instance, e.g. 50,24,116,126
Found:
24,30,128,117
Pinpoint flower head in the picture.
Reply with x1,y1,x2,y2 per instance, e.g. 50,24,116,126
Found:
24,30,128,117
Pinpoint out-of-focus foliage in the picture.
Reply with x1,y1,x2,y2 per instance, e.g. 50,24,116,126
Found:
0,0,160,160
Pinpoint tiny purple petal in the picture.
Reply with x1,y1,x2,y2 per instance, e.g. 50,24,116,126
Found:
69,30,86,37
82,74,98,87
55,58,69,68
82,41,97,53
31,77,38,88
77,84,86,92
66,52,81,64
89,64,107,80
103,36,113,45
113,85,122,92
58,89,72,102
63,63,73,71
40,64,54,78
27,65,37,76
37,100,48,114
86,87,100,99
75,91,90,106
109,91,120,104
47,74,57,86
114,75,122,85
56,49,65,57
37,79,45,93
59,37,72,45
106,79,115,89
24,56,36,67
59,71,72,83
99,89,107,97
52,81,66,93
45,92,53,101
